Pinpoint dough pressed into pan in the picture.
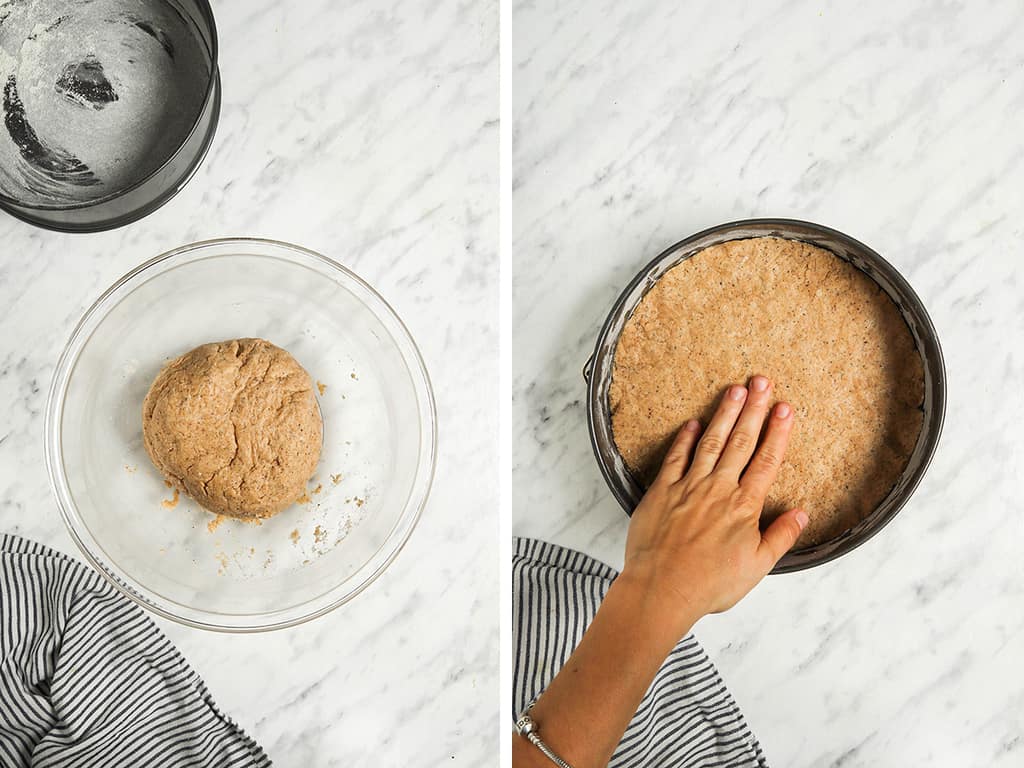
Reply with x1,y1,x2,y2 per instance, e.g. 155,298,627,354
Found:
610,237,924,546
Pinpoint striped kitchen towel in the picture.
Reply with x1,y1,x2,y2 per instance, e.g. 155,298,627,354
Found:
0,533,271,768
513,537,770,768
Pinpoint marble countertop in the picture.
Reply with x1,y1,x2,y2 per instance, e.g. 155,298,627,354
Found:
511,1,1023,765
0,0,496,764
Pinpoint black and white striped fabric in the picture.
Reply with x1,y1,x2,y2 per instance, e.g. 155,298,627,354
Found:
0,534,271,768
513,537,769,768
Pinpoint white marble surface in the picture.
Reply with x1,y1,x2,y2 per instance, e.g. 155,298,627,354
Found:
511,1,1024,766
0,0,496,764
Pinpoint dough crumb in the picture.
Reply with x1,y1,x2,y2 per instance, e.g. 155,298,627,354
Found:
317,381,327,396
207,515,226,534
330,474,343,485
312,483,323,495
289,529,300,544
161,488,180,509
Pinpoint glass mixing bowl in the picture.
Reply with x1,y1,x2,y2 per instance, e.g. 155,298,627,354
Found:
45,239,436,630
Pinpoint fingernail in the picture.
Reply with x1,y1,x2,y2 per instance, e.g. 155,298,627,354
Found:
750,376,769,393
729,386,746,401
685,419,700,432
795,510,809,530
776,402,791,419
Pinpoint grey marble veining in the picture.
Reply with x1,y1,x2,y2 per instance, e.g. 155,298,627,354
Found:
511,0,1024,765
0,0,497,764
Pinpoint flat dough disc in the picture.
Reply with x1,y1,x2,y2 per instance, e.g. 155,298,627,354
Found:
610,237,924,546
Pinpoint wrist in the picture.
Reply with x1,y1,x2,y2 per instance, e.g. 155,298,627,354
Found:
521,567,701,768
604,567,703,654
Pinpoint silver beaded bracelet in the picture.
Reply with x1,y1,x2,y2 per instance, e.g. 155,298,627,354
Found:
515,704,574,768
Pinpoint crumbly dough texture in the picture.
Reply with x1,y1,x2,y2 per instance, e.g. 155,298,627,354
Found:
143,339,322,520
610,237,924,546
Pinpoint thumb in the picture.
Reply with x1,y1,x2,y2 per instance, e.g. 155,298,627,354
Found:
758,509,808,572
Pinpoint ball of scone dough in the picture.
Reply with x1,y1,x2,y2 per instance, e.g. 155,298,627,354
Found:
142,338,322,519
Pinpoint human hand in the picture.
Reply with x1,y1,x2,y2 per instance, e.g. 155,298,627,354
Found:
621,375,806,637
514,376,800,768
